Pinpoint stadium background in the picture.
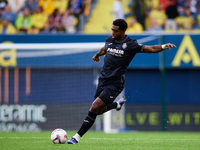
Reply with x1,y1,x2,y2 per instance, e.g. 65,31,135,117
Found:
0,33,200,132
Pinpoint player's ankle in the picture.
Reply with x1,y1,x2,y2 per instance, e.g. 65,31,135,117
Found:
73,133,81,142
116,102,121,109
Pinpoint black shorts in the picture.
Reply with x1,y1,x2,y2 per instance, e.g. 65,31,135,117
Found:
94,76,125,105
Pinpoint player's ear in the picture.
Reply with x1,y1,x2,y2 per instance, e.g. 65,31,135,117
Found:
121,30,125,34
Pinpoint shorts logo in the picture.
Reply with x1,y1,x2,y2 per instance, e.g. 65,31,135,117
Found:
110,96,113,98
122,43,127,49
84,120,89,123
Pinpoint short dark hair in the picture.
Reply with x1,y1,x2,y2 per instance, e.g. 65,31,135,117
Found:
113,19,128,31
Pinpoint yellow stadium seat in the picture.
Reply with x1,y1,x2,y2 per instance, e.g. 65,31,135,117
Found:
84,0,129,34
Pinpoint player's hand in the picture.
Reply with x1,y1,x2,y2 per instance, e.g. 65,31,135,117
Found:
92,55,101,63
164,43,176,50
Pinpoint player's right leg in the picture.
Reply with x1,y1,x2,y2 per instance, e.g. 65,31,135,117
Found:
116,96,126,111
99,76,125,114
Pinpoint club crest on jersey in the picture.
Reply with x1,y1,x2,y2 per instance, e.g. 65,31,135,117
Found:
138,43,142,46
122,43,127,49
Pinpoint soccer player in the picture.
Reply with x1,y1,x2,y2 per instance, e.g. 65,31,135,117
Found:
67,19,176,144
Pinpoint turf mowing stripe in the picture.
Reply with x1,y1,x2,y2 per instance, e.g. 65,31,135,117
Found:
0,137,196,141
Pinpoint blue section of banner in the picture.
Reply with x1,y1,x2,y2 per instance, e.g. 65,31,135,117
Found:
0,35,160,68
0,34,108,43
0,34,200,68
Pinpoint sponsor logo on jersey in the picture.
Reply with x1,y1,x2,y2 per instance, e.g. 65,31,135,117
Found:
107,48,124,57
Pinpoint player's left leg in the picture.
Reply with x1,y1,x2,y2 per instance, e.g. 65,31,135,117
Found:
68,76,125,144
67,97,105,144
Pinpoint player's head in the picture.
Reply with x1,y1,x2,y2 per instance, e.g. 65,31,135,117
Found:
113,19,128,31
111,19,128,40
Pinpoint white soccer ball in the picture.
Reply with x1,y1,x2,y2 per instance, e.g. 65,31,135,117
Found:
51,128,68,144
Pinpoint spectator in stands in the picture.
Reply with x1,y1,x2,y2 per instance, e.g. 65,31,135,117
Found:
83,0,92,17
32,6,48,30
47,15,55,29
61,10,76,33
193,1,200,29
51,21,66,33
1,5,16,26
177,0,187,16
147,18,163,32
24,0,38,14
38,0,56,15
8,0,25,15
130,0,147,30
68,0,83,31
0,18,16,34
53,0,68,14
146,0,159,14
190,0,198,16
0,0,7,16
68,0,83,17
27,26,40,34
113,0,125,20
176,7,194,30
177,0,186,7
40,22,52,33
15,8,32,33
165,0,179,31
160,0,176,10
149,3,167,29
52,9,62,22
126,17,143,33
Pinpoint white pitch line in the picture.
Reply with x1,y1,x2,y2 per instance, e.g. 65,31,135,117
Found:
0,137,49,139
88,138,197,141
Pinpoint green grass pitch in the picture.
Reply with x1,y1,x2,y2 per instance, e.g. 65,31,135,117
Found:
0,131,200,150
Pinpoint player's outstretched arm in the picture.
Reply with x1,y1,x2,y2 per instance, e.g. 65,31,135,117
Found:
143,43,176,53
92,46,106,63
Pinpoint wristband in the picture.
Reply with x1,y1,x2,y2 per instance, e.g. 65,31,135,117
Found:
161,44,166,50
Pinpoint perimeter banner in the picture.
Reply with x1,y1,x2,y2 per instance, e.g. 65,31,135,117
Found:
1,34,199,68
1,104,200,131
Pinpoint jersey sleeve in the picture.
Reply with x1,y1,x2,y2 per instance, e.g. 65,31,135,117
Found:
104,36,113,52
130,39,145,53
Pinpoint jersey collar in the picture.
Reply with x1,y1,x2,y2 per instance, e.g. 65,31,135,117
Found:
115,35,128,44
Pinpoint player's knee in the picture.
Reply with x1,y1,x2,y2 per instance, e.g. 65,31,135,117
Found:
90,97,106,115
90,104,101,114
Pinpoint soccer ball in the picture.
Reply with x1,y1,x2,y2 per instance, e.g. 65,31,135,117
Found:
51,128,67,144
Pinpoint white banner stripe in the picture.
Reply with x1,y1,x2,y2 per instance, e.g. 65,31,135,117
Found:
0,43,104,49
0,36,158,50
16,49,98,58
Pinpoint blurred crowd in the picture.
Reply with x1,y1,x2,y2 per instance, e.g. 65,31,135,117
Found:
0,0,92,34
1,0,200,34
122,0,200,33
